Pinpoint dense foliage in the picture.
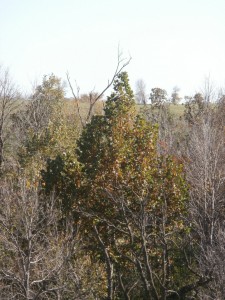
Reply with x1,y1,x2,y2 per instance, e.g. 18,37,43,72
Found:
0,67,225,299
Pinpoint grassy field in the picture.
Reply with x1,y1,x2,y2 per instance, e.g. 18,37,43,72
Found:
137,103,185,118
68,100,186,119
168,103,185,117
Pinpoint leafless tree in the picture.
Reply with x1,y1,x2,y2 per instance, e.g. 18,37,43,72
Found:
182,102,225,299
135,79,147,105
0,66,20,169
201,75,216,103
170,86,181,105
0,179,80,299
141,99,176,156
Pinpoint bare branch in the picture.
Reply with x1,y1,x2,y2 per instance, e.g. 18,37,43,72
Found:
66,72,84,127
67,50,131,126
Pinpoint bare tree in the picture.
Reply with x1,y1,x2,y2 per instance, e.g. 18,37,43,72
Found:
201,75,216,103
135,79,147,105
0,179,79,299
170,86,181,104
0,66,20,169
182,102,225,299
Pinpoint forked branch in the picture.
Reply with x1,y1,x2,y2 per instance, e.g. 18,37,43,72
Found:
67,50,131,127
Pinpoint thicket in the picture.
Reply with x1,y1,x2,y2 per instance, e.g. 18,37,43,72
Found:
0,66,225,299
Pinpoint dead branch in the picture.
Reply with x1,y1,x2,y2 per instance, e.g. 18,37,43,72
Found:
67,50,131,127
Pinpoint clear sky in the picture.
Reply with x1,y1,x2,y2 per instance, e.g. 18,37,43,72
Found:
1,0,225,98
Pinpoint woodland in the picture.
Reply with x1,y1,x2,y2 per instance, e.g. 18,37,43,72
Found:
0,59,225,299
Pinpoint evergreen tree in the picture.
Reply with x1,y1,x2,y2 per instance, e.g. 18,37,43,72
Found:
75,72,193,299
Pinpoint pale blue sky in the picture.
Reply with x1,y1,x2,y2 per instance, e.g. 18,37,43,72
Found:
0,0,225,97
